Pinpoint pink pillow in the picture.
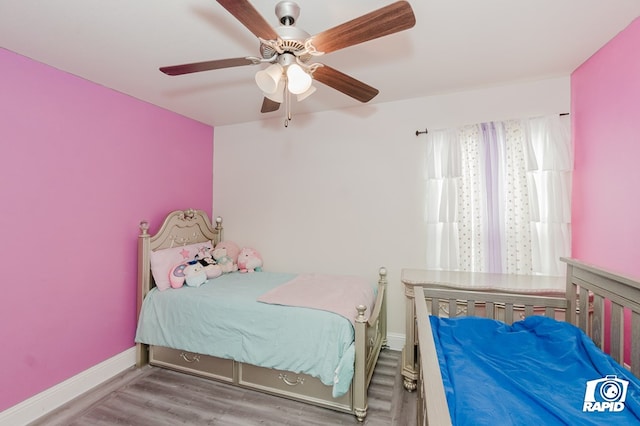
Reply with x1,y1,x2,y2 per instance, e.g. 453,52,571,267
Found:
149,241,213,291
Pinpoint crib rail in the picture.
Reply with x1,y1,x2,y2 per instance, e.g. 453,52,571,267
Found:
563,257,640,377
415,287,451,426
420,287,568,324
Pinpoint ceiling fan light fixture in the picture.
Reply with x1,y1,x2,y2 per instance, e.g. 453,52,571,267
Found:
255,63,283,94
286,63,312,95
264,79,285,103
296,85,316,101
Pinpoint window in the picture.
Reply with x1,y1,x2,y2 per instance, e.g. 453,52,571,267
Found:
425,115,572,276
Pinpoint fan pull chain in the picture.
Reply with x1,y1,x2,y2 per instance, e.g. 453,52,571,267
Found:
284,79,291,127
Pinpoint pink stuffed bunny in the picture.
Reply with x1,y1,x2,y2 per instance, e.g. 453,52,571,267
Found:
237,247,263,273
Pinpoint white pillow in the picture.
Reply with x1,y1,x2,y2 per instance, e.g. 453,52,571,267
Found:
149,241,213,291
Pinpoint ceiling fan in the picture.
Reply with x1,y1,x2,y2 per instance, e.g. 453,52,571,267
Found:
160,0,416,125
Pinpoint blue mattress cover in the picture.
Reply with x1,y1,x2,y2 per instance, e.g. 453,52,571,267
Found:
135,272,357,397
430,315,640,425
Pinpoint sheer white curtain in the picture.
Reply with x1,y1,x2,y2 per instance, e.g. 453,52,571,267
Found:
425,115,571,276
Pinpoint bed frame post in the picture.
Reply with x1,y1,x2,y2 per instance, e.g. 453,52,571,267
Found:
214,216,224,245
353,305,368,422
136,220,151,367
379,267,388,347
353,267,388,421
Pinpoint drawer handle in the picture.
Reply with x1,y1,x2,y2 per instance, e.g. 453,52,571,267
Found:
279,373,304,386
179,352,200,363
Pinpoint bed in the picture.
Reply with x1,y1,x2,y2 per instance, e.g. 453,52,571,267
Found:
134,209,388,421
414,258,640,425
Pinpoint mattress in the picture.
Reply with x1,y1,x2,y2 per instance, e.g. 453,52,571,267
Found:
135,272,358,397
430,315,640,425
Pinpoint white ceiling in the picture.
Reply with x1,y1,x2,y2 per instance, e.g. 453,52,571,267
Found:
2,1,639,127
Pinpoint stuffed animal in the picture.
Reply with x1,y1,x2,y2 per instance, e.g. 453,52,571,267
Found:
215,241,240,262
212,241,240,274
183,260,207,287
212,248,237,273
169,262,189,288
237,247,263,273
170,256,219,288
195,248,223,279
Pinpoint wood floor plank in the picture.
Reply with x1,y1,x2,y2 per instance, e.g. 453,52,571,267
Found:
29,349,416,426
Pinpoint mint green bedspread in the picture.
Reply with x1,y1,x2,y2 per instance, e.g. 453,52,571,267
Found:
135,272,356,397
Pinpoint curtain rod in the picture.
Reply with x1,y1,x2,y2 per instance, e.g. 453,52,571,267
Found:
415,113,570,137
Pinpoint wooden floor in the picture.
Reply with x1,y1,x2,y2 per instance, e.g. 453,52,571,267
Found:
29,349,416,426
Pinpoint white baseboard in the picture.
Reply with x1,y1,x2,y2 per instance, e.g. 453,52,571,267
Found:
0,347,136,426
386,332,405,352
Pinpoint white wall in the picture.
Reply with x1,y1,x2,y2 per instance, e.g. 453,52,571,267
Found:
213,76,570,340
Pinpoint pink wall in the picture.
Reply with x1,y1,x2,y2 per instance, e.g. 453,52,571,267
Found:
571,17,640,365
0,49,213,411
571,17,640,278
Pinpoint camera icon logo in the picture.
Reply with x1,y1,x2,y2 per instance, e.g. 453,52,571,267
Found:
583,375,628,412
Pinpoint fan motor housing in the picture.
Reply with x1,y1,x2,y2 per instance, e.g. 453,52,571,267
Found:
276,1,300,26
260,2,311,63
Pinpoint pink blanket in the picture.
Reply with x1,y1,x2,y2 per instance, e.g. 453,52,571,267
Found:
257,274,375,326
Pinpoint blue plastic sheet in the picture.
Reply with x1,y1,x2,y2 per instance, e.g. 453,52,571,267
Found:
430,315,640,425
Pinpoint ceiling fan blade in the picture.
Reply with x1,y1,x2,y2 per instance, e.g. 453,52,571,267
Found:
261,97,281,113
217,0,278,40
160,57,256,76
312,65,379,103
309,1,416,54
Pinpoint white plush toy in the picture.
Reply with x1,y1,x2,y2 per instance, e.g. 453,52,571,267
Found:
212,249,237,273
183,260,207,287
212,241,240,273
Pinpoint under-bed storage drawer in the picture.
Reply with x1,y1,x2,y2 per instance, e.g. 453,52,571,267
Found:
150,346,234,382
238,363,352,410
